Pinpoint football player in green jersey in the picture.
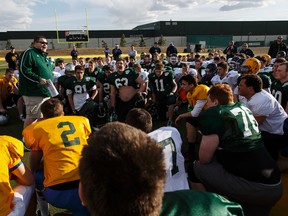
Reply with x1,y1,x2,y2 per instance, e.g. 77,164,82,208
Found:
66,65,97,117
108,58,146,121
84,60,97,79
96,65,114,118
272,62,288,113
149,63,177,126
190,84,282,216
55,63,75,114
141,54,155,74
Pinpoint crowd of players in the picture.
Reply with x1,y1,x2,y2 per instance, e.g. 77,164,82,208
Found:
1,36,288,215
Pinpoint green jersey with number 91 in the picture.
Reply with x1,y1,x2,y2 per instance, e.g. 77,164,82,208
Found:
108,68,139,90
199,102,262,152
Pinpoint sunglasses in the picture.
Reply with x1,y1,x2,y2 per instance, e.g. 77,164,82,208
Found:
37,41,48,45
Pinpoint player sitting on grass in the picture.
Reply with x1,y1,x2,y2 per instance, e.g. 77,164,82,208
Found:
23,98,91,216
78,122,244,216
0,135,35,216
125,108,189,192
190,84,282,216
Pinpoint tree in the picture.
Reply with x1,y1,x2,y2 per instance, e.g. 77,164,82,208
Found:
101,40,108,48
139,36,146,47
76,43,83,48
5,40,12,50
120,34,126,47
50,41,55,50
158,34,166,46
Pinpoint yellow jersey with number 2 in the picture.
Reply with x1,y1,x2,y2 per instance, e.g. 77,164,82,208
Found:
23,115,91,187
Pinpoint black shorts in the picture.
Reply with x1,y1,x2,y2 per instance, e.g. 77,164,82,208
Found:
186,116,199,127
2,94,21,108
115,95,137,122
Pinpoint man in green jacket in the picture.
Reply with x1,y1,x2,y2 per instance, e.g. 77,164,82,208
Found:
18,35,53,128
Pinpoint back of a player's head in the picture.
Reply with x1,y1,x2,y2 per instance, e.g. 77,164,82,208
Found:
125,108,153,133
208,84,234,105
79,122,165,216
40,98,64,118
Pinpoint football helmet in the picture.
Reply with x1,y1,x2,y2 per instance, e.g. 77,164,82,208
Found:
240,58,261,74
262,54,271,65
0,113,9,125
205,63,217,76
234,58,246,71
65,63,75,72
277,51,286,58
170,56,177,64
228,56,240,70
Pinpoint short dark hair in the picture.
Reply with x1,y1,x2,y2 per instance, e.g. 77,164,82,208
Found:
75,65,84,72
180,74,197,86
155,63,165,71
274,57,286,64
33,35,46,43
217,62,228,70
125,108,153,133
40,98,63,118
241,74,263,93
79,122,165,216
102,64,114,72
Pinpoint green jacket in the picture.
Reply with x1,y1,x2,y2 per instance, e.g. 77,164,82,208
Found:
18,47,53,97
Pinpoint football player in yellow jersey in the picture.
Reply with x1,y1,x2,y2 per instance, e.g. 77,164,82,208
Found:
23,98,91,216
175,74,210,161
0,135,34,216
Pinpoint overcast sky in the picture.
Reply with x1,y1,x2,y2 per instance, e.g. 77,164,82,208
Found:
0,0,286,32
